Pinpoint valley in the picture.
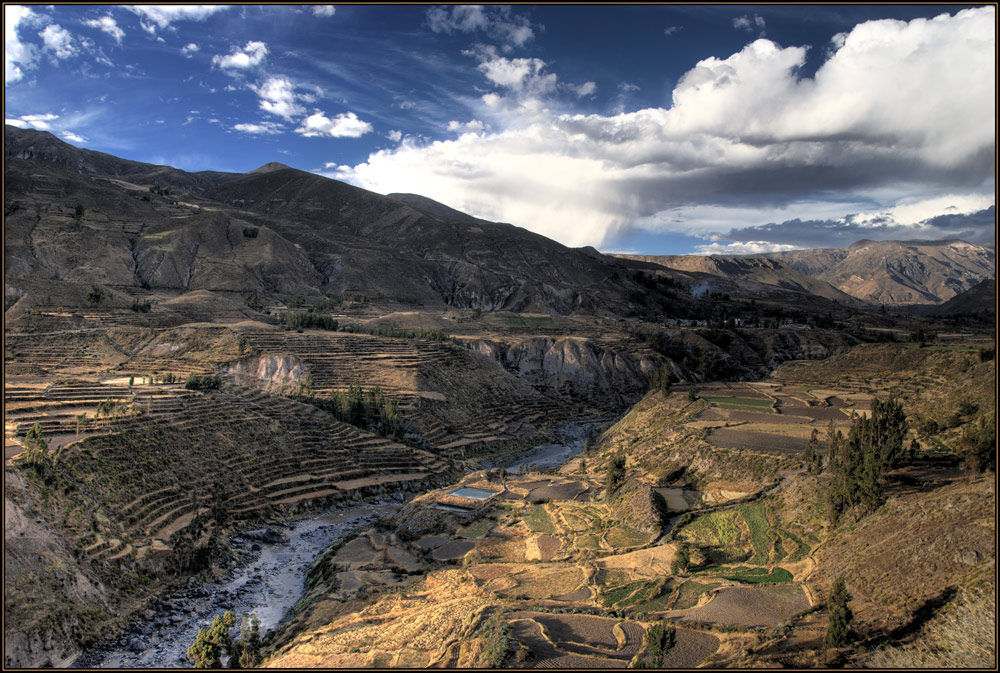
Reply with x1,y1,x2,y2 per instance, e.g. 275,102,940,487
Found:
3,125,995,669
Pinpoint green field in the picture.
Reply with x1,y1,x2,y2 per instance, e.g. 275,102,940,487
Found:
739,503,772,565
494,314,558,328
702,396,775,412
523,505,557,534
457,518,496,539
606,526,654,549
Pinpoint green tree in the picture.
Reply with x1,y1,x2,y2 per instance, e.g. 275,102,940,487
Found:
649,364,673,395
644,620,677,666
86,284,105,306
605,454,626,498
188,611,235,668
823,577,853,649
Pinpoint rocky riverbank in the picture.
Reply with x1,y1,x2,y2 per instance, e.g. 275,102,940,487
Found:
74,503,397,668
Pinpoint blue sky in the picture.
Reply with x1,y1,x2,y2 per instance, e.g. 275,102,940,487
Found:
5,4,996,254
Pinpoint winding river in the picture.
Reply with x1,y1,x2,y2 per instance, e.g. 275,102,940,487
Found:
75,419,606,668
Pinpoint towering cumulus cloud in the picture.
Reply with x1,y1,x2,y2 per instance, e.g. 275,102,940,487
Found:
343,7,995,249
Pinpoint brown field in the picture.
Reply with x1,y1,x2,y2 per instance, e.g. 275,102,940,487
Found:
658,628,721,668
668,584,810,627
778,406,847,421
414,535,450,550
501,566,586,600
431,539,476,561
526,481,589,502
508,618,626,668
333,537,378,565
706,428,809,454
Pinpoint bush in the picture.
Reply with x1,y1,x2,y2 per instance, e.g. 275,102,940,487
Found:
280,311,338,331
605,454,626,498
185,374,220,391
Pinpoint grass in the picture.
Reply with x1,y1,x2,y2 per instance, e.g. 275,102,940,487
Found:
780,529,811,562
866,585,995,668
679,509,742,548
574,533,602,549
738,503,772,565
721,567,793,584
633,580,677,613
602,581,648,607
523,505,557,534
457,518,496,539
702,396,774,412
673,580,721,610
605,526,653,549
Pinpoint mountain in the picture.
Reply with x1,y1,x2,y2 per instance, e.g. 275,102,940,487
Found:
928,278,996,316
760,239,995,305
4,125,693,316
613,254,866,307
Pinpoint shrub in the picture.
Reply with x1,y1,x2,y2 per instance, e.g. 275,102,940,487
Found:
823,577,853,649
185,374,220,391
605,454,627,498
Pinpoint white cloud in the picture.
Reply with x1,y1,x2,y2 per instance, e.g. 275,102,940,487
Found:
233,121,283,135
734,14,766,34
83,16,124,44
61,130,86,143
427,5,538,47
212,40,268,70
312,5,336,18
6,113,59,131
447,119,485,134
5,5,39,84
571,81,597,98
664,25,683,36
251,76,305,120
181,43,200,58
386,129,403,142
39,24,76,60
339,7,996,249
126,5,228,33
296,111,373,138
693,240,799,255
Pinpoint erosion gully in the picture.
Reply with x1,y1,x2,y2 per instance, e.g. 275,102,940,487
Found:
75,419,604,668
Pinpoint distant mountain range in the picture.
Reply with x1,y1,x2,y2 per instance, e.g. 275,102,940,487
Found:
4,125,994,315
619,239,995,307
760,239,995,305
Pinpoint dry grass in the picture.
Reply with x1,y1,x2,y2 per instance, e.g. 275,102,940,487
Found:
864,585,996,669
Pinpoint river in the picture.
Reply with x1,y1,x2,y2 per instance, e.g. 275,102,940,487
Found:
75,419,608,668
74,503,397,668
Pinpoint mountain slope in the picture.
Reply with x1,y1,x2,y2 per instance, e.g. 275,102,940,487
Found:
3,125,687,316
614,254,866,306
762,239,995,305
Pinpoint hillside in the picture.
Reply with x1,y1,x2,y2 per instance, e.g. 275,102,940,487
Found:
256,339,995,669
761,239,996,305
4,125,690,317
615,254,865,306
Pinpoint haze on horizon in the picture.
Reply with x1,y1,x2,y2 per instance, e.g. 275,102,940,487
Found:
5,4,996,255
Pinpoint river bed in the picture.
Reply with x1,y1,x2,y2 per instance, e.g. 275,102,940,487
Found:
75,419,609,668
74,503,397,668
486,419,610,473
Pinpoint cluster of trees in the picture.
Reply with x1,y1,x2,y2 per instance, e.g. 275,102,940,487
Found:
303,384,402,438
649,364,673,395
369,326,452,341
87,284,106,306
185,374,221,391
824,576,853,650
187,611,261,668
131,298,152,313
638,621,677,667
826,398,907,525
605,454,626,498
280,311,338,331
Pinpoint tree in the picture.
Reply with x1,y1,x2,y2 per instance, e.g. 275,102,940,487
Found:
958,413,996,474
649,364,673,395
605,454,626,498
187,611,235,668
804,428,821,473
644,620,677,666
87,284,105,306
823,577,853,649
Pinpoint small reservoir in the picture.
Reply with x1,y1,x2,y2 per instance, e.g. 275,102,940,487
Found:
449,486,499,500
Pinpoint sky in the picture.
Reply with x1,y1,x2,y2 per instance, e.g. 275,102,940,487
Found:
4,4,996,254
